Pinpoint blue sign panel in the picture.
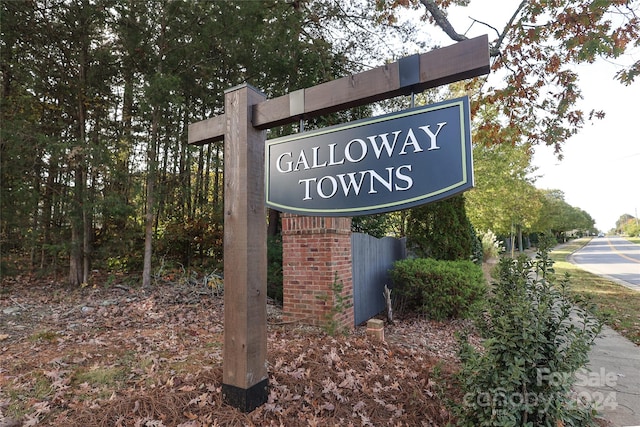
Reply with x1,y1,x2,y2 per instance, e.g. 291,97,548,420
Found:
265,96,473,216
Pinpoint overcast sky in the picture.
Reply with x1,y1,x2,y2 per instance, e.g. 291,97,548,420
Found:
530,59,639,232
412,2,640,232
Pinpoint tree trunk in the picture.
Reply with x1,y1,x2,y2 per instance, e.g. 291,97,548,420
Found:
142,108,159,287
82,167,91,284
213,143,221,208
40,157,57,269
517,224,524,252
70,160,84,286
267,209,280,237
30,158,42,268
142,4,167,287
69,220,83,286
70,51,88,286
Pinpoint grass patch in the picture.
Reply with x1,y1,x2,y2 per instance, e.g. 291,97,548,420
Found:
551,237,640,345
3,371,54,419
72,365,128,398
74,366,127,384
28,330,60,342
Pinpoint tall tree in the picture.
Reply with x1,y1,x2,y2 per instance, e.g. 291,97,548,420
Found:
4,0,512,281
465,136,543,237
55,0,114,285
1,0,116,284
533,189,595,238
0,1,45,263
140,0,175,287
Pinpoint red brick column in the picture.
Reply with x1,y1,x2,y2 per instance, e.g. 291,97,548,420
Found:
281,214,353,330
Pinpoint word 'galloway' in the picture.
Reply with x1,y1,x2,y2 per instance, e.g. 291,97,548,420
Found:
274,123,447,201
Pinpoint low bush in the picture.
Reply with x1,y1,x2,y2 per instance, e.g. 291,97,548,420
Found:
390,258,486,320
453,234,602,426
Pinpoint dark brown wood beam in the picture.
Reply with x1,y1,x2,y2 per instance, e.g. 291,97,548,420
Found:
254,35,489,129
188,115,225,145
188,35,490,143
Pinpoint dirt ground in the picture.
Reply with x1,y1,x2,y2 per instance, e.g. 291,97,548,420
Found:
1,273,472,426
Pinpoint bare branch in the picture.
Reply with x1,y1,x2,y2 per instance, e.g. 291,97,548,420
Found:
418,0,467,42
491,0,527,56
420,0,527,57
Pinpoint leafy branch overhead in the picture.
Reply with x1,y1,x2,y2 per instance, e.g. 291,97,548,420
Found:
387,0,639,153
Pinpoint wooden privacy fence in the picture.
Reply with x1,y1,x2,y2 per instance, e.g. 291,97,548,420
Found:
351,233,407,325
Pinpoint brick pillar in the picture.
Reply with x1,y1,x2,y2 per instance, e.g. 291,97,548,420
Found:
281,214,353,330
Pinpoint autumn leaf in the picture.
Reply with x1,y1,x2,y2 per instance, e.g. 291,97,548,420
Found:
183,411,198,420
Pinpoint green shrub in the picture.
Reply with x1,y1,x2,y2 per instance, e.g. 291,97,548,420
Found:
624,222,640,237
470,224,483,265
453,234,602,426
390,258,486,320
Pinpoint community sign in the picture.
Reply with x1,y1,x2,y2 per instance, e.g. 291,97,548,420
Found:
265,96,473,216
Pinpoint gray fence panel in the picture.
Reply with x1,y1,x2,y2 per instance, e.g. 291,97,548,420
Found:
351,233,406,325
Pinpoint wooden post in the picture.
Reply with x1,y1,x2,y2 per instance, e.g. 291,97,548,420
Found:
221,84,268,412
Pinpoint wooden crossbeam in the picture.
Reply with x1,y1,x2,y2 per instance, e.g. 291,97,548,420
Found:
188,35,489,145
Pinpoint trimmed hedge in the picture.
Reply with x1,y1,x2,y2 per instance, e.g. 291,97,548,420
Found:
390,258,486,320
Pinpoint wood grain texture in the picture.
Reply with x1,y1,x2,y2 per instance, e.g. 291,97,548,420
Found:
188,115,224,145
188,35,490,142
223,84,268,390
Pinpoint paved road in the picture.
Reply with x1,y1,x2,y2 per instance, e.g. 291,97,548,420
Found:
570,236,640,291
567,237,640,426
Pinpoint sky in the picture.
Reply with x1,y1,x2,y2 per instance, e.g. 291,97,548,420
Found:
531,61,640,232
409,2,640,232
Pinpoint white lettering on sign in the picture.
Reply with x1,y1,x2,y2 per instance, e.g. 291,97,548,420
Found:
279,122,445,202
265,97,475,217
298,165,414,201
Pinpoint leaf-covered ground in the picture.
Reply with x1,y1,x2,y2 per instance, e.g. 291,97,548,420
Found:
1,274,471,426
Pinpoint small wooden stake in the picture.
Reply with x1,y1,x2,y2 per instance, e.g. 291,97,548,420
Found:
366,318,385,342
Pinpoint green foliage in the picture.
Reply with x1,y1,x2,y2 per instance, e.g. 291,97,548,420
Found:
406,195,475,261
1,0,411,280
453,235,602,426
267,234,283,304
616,214,640,236
390,258,486,321
533,190,596,237
469,224,483,265
351,214,391,238
317,272,352,336
465,141,542,237
94,224,145,274
156,212,223,269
